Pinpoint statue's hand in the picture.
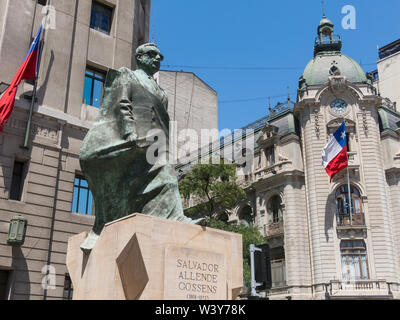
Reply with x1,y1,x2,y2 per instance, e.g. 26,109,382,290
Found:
124,132,138,143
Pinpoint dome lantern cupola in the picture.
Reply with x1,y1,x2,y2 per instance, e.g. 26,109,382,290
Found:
298,14,367,91
314,14,342,56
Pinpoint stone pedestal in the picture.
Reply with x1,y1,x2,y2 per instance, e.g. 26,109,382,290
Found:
66,213,243,300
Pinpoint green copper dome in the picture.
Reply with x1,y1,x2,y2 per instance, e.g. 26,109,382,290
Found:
299,16,367,90
300,52,367,88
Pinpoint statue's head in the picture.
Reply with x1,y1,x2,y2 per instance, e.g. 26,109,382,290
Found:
135,43,164,76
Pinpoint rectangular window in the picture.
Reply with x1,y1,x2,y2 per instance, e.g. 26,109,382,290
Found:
63,274,73,300
271,259,286,288
10,161,25,201
83,67,106,108
90,1,113,35
72,176,93,215
341,240,369,281
265,146,275,167
269,247,286,288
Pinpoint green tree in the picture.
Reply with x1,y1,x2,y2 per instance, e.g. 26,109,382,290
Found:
179,160,246,221
179,161,265,291
207,219,265,292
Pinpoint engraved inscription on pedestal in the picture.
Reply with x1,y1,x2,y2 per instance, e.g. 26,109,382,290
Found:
164,246,226,300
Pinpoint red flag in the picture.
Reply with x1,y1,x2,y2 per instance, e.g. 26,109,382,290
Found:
322,122,348,180
0,25,42,131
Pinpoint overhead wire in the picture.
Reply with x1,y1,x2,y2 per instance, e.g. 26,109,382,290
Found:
161,61,384,105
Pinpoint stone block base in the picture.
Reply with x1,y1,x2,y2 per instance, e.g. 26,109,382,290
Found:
66,213,243,300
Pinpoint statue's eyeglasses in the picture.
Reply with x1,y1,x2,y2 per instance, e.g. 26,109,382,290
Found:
144,50,164,61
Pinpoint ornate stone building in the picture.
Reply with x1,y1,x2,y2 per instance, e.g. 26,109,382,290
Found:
227,16,400,299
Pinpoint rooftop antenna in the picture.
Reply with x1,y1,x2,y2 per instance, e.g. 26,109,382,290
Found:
268,97,271,114
322,0,326,17
287,86,291,103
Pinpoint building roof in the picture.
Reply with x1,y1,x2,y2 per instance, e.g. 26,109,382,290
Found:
159,69,217,94
300,52,367,88
378,38,400,60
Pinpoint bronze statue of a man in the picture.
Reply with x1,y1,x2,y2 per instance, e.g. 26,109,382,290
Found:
79,43,201,252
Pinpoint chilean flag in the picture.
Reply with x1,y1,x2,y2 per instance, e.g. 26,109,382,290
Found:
0,25,43,131
322,122,348,179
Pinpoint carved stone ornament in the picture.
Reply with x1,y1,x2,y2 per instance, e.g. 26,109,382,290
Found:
327,118,355,136
361,106,368,135
313,108,321,139
329,75,347,93
4,116,58,141
336,227,367,239
257,124,279,146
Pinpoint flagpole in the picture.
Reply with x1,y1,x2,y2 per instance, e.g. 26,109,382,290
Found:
22,0,50,149
340,117,352,226
347,164,352,225
30,0,39,40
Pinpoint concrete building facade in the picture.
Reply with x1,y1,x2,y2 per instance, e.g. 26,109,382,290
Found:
375,39,400,111
157,70,218,162
0,0,150,300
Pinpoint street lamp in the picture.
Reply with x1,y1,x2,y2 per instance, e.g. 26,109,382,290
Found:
7,215,28,246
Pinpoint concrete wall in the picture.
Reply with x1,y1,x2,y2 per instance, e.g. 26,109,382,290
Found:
158,70,218,162
377,51,400,109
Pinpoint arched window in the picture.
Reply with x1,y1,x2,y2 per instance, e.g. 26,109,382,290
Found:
336,185,364,226
267,195,282,224
238,205,253,226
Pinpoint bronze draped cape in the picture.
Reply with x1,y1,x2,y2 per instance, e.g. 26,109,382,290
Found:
80,67,195,234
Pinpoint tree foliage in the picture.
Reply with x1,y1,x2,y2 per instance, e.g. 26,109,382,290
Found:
207,219,265,292
179,161,246,221
179,161,265,291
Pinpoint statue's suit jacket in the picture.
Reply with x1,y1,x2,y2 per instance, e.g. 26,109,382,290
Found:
80,67,194,234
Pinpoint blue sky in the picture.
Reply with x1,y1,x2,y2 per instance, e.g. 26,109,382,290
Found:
150,0,400,131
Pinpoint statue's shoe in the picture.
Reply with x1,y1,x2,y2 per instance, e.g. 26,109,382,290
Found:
177,215,205,225
80,230,99,255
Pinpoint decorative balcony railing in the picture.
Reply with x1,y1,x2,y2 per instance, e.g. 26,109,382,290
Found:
337,212,365,227
266,220,284,237
314,35,342,55
328,280,391,298
254,161,293,181
315,35,342,46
